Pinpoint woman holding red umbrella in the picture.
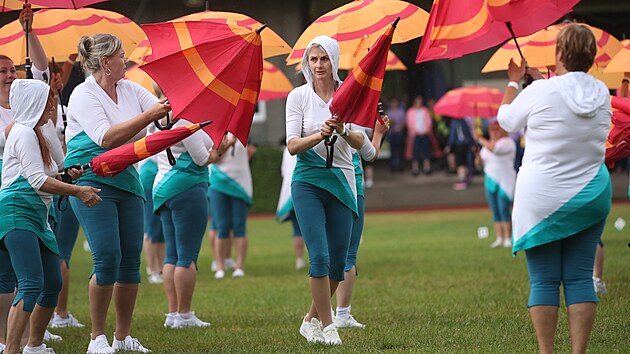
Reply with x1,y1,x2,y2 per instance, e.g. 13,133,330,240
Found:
65,33,170,353
286,35,365,346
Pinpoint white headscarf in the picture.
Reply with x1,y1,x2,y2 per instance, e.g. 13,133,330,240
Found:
301,35,341,86
9,79,50,129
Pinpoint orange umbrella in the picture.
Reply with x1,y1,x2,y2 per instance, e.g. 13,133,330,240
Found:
129,10,290,64
433,86,503,119
416,0,579,63
124,64,155,95
605,40,630,74
0,7,144,64
87,121,212,177
482,24,623,73
140,20,263,147
0,0,104,11
330,19,397,128
339,48,406,71
286,0,428,66
259,61,293,101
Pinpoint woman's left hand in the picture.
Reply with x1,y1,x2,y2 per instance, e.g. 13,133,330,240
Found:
66,167,84,180
375,115,390,135
325,114,345,135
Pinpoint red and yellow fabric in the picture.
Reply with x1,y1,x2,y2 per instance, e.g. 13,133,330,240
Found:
259,60,293,101
0,0,104,11
0,7,143,64
339,48,406,71
129,10,290,65
433,86,503,119
140,20,263,147
605,40,630,74
329,22,395,128
605,96,630,168
286,0,428,66
416,0,578,63
91,122,207,177
124,64,155,95
482,24,622,73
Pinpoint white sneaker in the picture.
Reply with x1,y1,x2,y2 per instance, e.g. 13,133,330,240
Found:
232,269,245,278
111,335,151,353
211,260,217,272
295,257,306,270
173,312,210,328
214,270,225,279
49,312,85,328
593,277,608,294
322,324,342,345
163,313,176,329
333,314,365,328
147,273,163,284
43,330,62,342
86,334,114,354
299,316,325,343
225,258,236,270
489,239,503,248
503,238,512,248
22,344,56,353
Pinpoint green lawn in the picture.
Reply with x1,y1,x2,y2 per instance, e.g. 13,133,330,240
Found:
50,205,630,353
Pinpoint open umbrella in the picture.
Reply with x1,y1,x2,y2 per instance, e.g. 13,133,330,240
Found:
0,7,144,64
433,86,503,119
606,96,630,168
482,24,623,73
129,10,290,65
0,0,104,11
339,48,406,71
140,20,263,147
416,0,579,63
80,121,212,177
286,0,428,66
605,40,630,74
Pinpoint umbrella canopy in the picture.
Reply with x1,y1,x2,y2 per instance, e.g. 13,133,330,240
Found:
124,64,155,95
259,60,293,101
90,121,211,177
286,0,428,66
330,20,397,128
0,0,104,11
433,86,503,119
482,24,623,73
129,10,290,64
339,48,406,71
416,0,579,63
605,40,630,74
0,7,144,64
606,96,630,168
140,20,263,147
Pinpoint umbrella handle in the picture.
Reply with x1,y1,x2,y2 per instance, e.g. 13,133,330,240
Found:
154,112,175,131
324,135,338,169
166,147,176,166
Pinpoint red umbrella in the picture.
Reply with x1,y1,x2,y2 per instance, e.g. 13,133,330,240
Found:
433,86,503,119
140,20,263,147
606,96,630,168
330,18,398,129
86,121,212,177
0,0,105,12
416,0,579,63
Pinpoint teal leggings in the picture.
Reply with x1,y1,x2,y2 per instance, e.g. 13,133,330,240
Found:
291,181,353,281
525,220,605,307
1,230,61,312
158,183,208,268
345,195,365,272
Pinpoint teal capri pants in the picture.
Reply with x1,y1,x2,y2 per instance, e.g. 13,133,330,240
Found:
345,195,365,272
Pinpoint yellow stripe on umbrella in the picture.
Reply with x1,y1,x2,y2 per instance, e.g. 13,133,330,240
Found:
605,40,630,74
129,10,291,65
286,0,428,66
0,7,144,64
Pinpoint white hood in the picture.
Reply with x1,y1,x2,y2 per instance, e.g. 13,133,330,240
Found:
550,72,609,118
301,35,341,86
9,79,50,129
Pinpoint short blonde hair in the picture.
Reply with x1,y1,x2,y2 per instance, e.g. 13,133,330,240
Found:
556,24,596,72
77,34,123,74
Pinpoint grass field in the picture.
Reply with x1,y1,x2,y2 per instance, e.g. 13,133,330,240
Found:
49,205,630,353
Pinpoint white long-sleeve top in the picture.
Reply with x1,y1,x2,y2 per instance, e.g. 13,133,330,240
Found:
479,137,516,200
497,72,612,253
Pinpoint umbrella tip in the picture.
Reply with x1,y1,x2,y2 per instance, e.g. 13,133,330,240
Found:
256,24,268,34
392,17,400,28
200,120,213,128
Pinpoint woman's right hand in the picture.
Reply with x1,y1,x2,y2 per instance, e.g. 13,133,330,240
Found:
76,186,102,208
145,98,171,122
320,120,334,138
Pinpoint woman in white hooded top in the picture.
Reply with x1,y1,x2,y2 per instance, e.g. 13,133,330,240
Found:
497,24,611,354
0,79,100,354
286,35,365,345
